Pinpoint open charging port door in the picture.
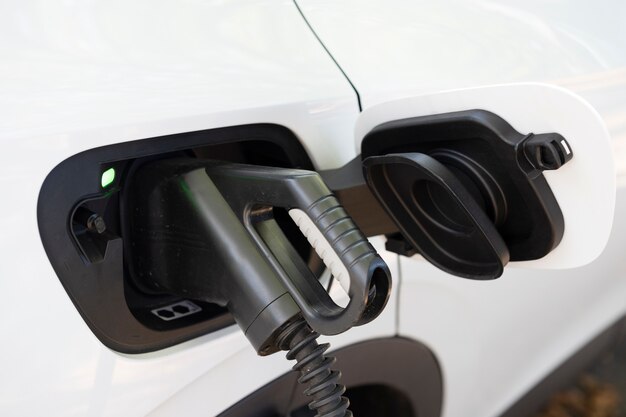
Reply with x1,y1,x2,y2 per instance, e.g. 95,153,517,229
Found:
326,83,615,279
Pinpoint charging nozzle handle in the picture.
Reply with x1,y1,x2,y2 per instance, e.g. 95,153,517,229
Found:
287,192,390,329
125,160,301,355
207,164,392,336
126,159,390,354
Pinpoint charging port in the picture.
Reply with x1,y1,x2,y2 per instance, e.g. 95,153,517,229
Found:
38,124,322,353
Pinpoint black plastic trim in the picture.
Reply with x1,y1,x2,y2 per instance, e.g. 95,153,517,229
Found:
37,124,314,353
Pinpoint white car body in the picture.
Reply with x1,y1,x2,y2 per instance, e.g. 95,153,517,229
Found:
1,1,625,416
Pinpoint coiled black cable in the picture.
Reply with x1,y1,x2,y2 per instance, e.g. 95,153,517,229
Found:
277,318,352,417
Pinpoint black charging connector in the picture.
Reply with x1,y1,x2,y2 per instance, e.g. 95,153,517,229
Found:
124,158,392,417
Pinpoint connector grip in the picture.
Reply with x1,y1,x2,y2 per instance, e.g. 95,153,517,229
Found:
125,158,391,353
207,162,391,335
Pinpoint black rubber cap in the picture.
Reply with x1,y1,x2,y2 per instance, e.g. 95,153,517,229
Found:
364,153,510,279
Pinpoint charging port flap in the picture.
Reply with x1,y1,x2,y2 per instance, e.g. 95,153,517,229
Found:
354,83,615,275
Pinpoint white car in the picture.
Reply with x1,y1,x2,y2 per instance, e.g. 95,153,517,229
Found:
1,1,625,417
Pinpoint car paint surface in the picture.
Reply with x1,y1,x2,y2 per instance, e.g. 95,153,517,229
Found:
297,1,626,416
0,1,365,416
0,0,625,416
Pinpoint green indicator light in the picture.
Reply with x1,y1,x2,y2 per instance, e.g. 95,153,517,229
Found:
101,167,116,188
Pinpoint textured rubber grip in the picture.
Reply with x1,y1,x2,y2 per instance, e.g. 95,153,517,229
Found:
296,195,381,296
289,208,351,293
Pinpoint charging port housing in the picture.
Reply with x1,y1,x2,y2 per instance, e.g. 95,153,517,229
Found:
38,124,321,353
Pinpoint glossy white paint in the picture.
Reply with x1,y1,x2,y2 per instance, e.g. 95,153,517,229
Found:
299,1,626,416
0,0,361,170
297,0,626,184
355,83,615,269
2,0,625,416
297,1,626,105
0,1,367,416
397,204,626,417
